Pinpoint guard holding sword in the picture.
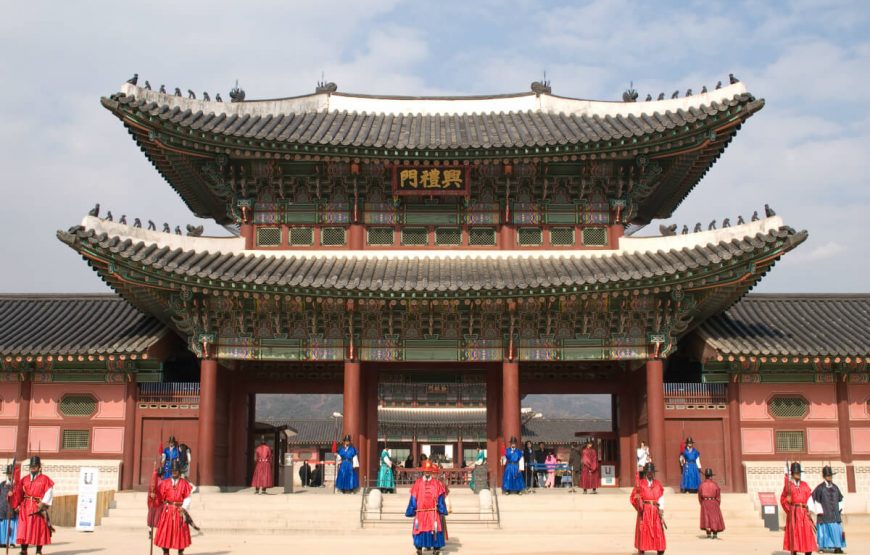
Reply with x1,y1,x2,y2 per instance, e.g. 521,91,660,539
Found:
630,462,666,554
153,460,193,555
780,461,817,555
14,456,54,555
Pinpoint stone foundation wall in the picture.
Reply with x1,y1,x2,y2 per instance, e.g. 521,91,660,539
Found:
744,460,847,498
22,459,121,495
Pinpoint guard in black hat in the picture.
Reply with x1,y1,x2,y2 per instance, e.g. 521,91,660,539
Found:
501,436,524,494
698,468,725,538
0,463,17,548
335,434,359,493
153,459,195,554
631,462,666,553
160,435,180,480
781,461,817,554
679,436,701,493
15,456,55,554
812,465,846,553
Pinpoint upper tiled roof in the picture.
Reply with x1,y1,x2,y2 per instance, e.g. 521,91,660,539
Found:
58,216,805,297
0,294,167,357
105,83,760,151
698,294,870,357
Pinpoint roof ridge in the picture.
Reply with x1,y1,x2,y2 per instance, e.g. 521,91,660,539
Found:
743,293,870,299
0,293,123,300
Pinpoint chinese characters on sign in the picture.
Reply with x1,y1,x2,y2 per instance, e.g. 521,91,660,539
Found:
392,165,470,196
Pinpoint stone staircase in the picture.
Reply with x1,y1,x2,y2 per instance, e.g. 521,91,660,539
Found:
100,485,870,543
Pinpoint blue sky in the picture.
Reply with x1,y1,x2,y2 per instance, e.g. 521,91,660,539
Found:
1,0,867,292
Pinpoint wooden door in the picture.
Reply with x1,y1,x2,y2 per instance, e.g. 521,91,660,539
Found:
663,418,728,489
138,417,200,486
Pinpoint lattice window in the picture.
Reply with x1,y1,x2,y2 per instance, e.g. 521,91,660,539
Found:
368,227,394,246
59,394,97,417
517,227,542,246
469,228,496,246
321,227,346,246
581,227,608,246
401,227,428,246
62,429,90,450
550,227,575,246
435,227,462,246
768,395,809,419
256,227,282,247
775,430,805,453
288,227,314,246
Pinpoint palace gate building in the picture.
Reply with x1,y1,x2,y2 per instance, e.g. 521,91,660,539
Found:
2,78,869,497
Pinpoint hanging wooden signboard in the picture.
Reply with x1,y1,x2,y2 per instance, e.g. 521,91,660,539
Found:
391,165,470,196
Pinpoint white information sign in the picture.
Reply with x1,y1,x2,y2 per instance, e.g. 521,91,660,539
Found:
600,464,616,486
75,467,100,532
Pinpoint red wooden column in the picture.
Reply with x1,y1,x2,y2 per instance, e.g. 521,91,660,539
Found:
343,360,362,449
486,365,500,482
198,358,219,486
349,224,365,250
645,359,666,482
836,377,856,492
362,365,379,485
121,379,137,490
727,379,746,492
229,380,250,486
502,360,520,445
618,384,636,487
240,223,254,250
15,379,32,461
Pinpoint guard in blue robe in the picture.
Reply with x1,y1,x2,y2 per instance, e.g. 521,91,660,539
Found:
812,466,846,553
680,437,701,493
161,435,180,479
335,435,359,493
501,437,525,494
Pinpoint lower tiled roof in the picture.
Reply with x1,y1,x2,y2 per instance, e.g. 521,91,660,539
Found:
698,294,870,357
0,294,167,357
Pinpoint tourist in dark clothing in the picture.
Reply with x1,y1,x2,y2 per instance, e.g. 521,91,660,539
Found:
568,443,582,490
299,460,312,487
522,441,535,490
534,443,547,488
404,454,414,469
0,465,17,548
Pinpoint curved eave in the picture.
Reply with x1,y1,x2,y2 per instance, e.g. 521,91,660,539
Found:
57,216,805,303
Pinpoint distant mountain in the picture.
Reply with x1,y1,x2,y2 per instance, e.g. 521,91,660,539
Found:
256,393,612,421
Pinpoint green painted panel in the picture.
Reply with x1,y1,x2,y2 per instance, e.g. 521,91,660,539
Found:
760,373,815,383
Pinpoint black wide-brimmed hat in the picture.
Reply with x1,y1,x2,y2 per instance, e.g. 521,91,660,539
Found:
342,434,352,443
822,465,835,477
29,456,41,467
643,462,656,475
170,459,182,472
509,436,518,444
685,436,694,444
790,462,802,474
704,468,714,478
168,435,176,443
4,464,12,474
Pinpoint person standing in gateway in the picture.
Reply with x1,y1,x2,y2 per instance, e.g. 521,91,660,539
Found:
812,466,846,554
377,445,396,493
335,435,359,493
0,464,18,549
581,440,600,494
679,437,701,493
501,437,525,494
251,436,274,494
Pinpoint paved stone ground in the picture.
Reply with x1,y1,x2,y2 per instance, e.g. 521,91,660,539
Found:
39,527,870,555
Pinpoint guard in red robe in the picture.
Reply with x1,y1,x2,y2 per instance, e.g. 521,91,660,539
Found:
251,439,274,494
14,456,54,555
630,462,666,554
697,468,725,538
581,440,600,494
405,460,448,555
154,461,193,555
781,462,817,555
